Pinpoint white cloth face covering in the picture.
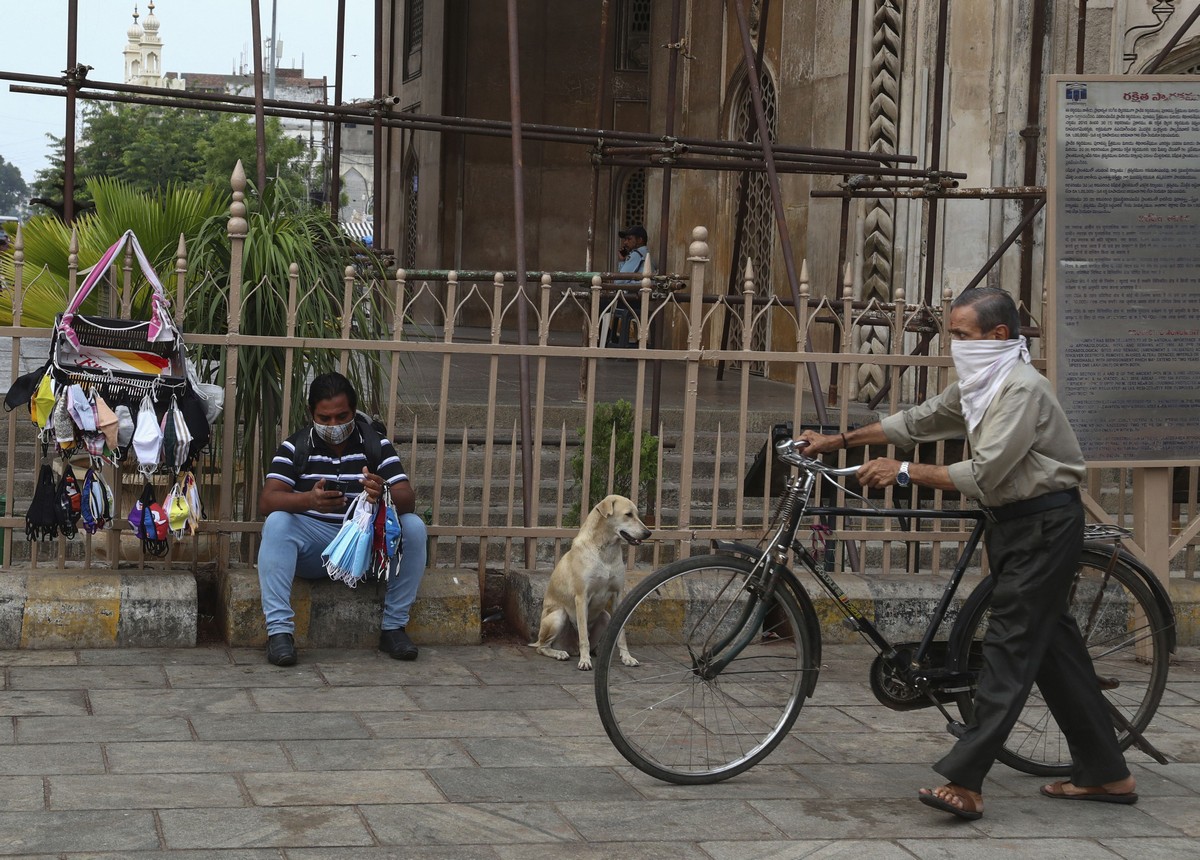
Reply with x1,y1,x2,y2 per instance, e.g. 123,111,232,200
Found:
951,335,1031,432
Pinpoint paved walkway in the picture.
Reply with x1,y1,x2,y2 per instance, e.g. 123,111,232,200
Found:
0,640,1197,857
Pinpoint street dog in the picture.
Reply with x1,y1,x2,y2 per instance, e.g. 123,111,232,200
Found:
530,494,651,670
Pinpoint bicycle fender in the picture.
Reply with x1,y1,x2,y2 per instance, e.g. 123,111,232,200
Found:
947,544,1179,670
1081,544,1177,654
711,540,823,697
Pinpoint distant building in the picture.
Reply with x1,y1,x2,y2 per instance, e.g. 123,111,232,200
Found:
122,2,185,90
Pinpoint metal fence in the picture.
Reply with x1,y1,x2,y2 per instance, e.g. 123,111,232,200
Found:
3,198,1198,596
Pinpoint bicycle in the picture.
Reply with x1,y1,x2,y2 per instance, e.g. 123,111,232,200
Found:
593,438,1176,785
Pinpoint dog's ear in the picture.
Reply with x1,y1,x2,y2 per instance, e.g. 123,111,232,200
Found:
595,496,616,517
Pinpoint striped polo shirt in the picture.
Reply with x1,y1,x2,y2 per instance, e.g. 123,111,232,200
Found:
266,427,407,524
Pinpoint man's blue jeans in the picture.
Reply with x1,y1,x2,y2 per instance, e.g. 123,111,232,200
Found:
257,510,427,635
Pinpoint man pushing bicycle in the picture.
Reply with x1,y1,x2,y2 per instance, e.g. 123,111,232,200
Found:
799,286,1136,820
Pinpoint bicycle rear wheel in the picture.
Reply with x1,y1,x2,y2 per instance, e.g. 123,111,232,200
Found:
593,554,816,785
955,549,1171,776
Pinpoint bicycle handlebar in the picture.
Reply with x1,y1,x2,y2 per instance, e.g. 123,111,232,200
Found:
775,438,861,477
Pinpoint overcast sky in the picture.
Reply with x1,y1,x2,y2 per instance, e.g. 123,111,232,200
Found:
0,0,377,190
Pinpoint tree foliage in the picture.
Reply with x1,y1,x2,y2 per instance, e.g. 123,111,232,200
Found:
0,155,29,214
32,103,314,213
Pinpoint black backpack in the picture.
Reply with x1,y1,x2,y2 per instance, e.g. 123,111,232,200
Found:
287,412,389,474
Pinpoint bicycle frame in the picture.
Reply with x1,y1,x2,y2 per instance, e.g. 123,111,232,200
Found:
798,504,985,670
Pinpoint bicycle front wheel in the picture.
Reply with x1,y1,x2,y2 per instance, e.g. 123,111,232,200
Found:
955,549,1171,777
593,554,816,784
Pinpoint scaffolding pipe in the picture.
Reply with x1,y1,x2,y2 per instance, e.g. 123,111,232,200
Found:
249,0,269,194
63,0,79,224
0,70,916,164
505,0,536,565
830,0,862,407
1018,0,1049,323
727,0,828,429
651,0,685,435
716,0,772,382
372,0,386,246
329,0,346,220
585,0,612,272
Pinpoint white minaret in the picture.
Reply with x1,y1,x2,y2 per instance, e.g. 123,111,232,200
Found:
141,1,163,78
122,6,145,83
123,2,183,89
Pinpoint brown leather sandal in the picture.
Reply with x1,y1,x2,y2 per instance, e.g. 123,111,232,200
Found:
918,784,983,820
1040,780,1138,805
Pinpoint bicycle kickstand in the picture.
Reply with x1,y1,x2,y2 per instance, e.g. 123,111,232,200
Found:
1105,699,1169,765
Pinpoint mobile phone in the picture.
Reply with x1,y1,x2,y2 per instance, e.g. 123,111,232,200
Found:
324,479,360,495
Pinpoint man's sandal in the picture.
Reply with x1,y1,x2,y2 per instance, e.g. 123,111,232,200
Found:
1040,781,1138,805
918,784,983,820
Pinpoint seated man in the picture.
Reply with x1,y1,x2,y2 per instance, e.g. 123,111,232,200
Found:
256,372,427,665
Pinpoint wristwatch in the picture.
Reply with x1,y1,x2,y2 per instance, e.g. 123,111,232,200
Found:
896,461,911,487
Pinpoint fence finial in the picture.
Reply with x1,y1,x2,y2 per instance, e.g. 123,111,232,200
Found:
688,226,710,261
228,160,248,238
742,256,755,295
799,258,810,298
842,262,854,300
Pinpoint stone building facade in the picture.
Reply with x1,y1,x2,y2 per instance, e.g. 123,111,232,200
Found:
382,2,1200,385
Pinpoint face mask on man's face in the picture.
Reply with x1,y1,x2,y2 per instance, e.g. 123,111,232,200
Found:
313,419,355,445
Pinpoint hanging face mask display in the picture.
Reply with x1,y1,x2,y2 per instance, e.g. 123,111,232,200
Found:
313,419,355,446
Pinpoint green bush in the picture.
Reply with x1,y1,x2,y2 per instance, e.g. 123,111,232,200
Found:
569,399,658,525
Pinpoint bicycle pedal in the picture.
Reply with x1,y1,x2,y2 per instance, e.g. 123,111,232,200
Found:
946,720,967,739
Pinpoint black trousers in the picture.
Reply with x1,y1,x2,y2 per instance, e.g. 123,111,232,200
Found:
934,499,1130,793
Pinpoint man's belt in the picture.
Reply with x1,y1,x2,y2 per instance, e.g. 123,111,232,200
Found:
981,487,1080,523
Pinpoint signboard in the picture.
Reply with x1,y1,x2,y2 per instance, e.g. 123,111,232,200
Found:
1048,75,1200,465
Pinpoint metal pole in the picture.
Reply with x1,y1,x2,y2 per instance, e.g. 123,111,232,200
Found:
923,0,949,306
268,0,278,100
372,0,384,247
829,0,862,406
651,0,684,435
1018,0,1048,324
585,0,612,271
716,0,771,382
727,0,829,426
505,0,536,565
581,0,612,401
1076,0,1088,75
249,0,269,195
63,0,79,224
330,0,346,221
2,68,919,164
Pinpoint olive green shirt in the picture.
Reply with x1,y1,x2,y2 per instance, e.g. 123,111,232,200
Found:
880,362,1086,507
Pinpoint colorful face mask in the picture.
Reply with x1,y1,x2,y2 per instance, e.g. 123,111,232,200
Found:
313,419,355,446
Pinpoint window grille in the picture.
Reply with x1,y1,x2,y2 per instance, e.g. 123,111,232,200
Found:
729,68,778,375
403,156,419,269
617,0,652,71
622,169,647,232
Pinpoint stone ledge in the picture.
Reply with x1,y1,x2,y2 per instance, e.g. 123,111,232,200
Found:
507,568,1200,648
219,567,481,648
0,569,196,649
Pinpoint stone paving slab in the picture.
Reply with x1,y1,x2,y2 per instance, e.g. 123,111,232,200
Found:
0,641,1193,856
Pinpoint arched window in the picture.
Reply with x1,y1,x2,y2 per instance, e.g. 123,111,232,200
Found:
617,0,652,71
619,168,646,233
728,65,778,374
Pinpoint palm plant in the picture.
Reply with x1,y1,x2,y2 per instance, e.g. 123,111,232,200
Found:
0,177,227,327
185,177,389,480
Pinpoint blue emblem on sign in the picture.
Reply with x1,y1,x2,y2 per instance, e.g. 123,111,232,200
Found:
1065,83,1087,102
